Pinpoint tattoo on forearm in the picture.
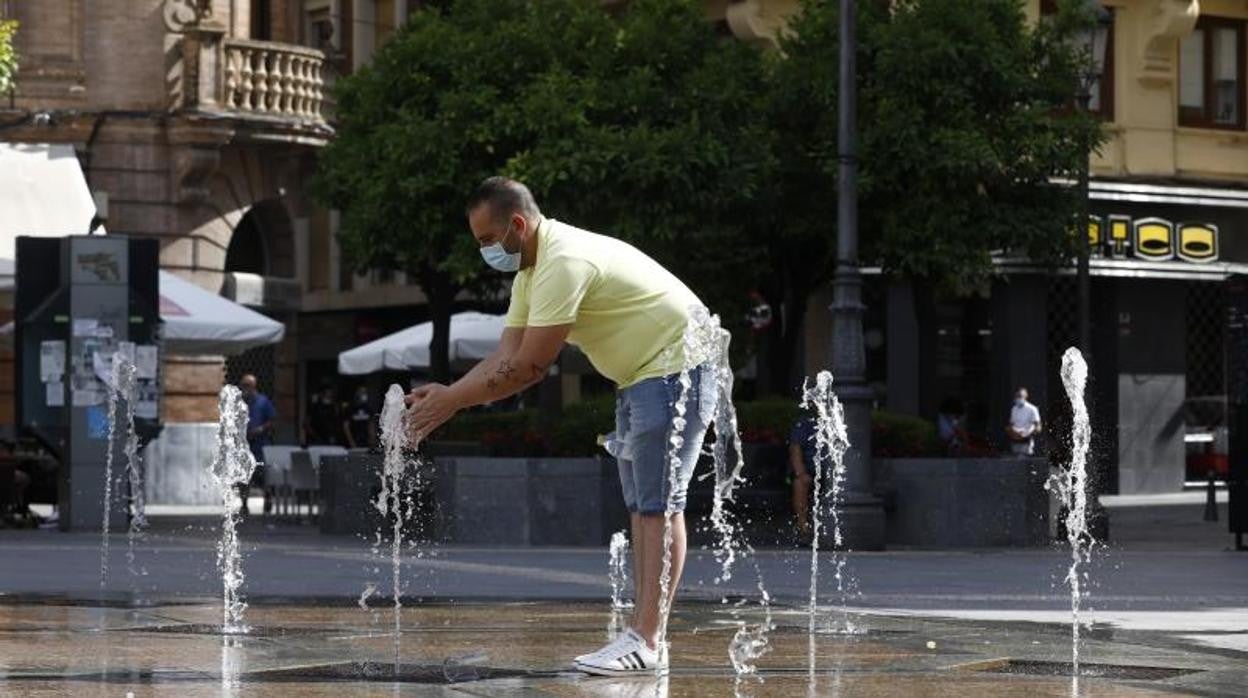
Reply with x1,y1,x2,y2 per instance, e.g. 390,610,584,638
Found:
484,358,550,394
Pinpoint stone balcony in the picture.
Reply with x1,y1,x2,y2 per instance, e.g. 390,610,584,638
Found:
177,25,332,144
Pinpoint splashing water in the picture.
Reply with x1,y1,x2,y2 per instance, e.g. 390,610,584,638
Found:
358,582,378,612
655,365,691,666
99,347,145,586
208,385,258,634
608,530,632,639
220,636,243,696
99,360,121,588
1050,347,1093,679
375,384,414,668
114,347,147,578
609,530,632,610
800,371,854,634
662,307,772,676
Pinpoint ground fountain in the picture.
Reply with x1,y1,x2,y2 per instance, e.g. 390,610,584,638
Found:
208,384,258,634
1050,347,1094,686
656,307,772,680
800,370,854,636
115,350,147,578
608,529,632,639
98,346,144,587
374,383,416,668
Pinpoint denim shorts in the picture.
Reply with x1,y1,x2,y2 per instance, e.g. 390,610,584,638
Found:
614,363,718,514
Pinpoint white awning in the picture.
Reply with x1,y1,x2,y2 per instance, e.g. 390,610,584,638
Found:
158,270,285,354
0,270,285,355
0,143,97,259
338,312,505,375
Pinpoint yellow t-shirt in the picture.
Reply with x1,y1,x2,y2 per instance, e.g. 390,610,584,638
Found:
505,218,702,387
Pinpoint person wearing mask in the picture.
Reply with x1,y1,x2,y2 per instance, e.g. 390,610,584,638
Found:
405,177,716,675
1006,387,1042,456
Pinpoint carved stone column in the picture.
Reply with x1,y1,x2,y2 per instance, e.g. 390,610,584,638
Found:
180,23,227,111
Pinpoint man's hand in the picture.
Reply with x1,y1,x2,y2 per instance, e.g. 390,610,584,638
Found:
795,472,813,486
405,383,461,442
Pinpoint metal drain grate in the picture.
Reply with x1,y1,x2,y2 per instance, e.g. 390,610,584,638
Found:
246,661,545,684
971,659,1198,681
121,624,331,638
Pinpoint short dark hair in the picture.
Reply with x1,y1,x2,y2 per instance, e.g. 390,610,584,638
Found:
466,176,541,223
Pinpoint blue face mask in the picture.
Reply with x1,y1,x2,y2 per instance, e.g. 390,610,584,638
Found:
480,221,521,272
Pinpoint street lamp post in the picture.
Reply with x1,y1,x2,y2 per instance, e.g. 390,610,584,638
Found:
1076,0,1112,359
1075,0,1112,540
831,0,884,550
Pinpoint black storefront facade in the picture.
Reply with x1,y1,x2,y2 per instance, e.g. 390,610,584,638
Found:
876,180,1248,497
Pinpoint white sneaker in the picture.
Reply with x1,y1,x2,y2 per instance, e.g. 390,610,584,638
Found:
575,629,668,676
574,630,631,664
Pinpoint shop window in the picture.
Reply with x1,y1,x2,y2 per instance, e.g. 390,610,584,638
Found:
1179,17,1245,130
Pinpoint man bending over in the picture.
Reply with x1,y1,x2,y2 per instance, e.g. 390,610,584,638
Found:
407,177,716,675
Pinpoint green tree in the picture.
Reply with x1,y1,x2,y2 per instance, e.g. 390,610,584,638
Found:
0,19,18,96
314,0,615,380
315,0,771,379
754,0,1103,393
510,0,772,337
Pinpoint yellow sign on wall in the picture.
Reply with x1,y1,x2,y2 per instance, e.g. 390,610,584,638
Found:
1087,215,1218,263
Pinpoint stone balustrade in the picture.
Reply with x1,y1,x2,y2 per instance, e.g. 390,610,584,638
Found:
221,38,326,122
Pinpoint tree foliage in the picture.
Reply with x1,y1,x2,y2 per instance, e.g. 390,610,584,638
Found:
0,19,18,95
317,0,1102,391
752,0,1103,391
315,0,771,378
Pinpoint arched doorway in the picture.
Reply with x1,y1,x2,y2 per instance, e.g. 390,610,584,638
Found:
223,198,297,439
224,198,296,278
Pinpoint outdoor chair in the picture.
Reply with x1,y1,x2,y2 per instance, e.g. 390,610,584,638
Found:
288,450,319,522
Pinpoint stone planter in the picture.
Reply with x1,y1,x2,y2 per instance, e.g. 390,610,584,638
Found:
875,457,1049,547
437,457,626,546
143,423,219,505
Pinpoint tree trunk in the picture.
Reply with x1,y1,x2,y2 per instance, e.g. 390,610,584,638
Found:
423,271,456,383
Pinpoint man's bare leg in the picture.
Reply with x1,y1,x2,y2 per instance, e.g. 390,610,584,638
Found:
633,512,687,650
629,512,645,618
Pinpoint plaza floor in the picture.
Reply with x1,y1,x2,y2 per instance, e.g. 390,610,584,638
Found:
0,495,1243,695
1,599,1245,696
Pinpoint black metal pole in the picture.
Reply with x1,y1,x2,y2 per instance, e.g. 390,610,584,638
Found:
830,0,884,550
1076,88,1092,359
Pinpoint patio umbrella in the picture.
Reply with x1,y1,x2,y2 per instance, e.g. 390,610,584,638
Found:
337,312,505,375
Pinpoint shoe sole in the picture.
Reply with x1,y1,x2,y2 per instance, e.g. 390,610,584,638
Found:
574,660,669,677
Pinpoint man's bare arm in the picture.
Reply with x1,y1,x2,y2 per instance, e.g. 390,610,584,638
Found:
449,326,525,397
447,324,570,408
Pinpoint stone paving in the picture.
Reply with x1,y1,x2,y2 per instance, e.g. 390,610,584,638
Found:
0,599,1244,696
0,499,1244,695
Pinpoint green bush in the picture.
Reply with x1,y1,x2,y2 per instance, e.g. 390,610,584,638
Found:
432,400,943,458
735,398,802,445
432,409,541,456
871,410,942,457
546,393,616,457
